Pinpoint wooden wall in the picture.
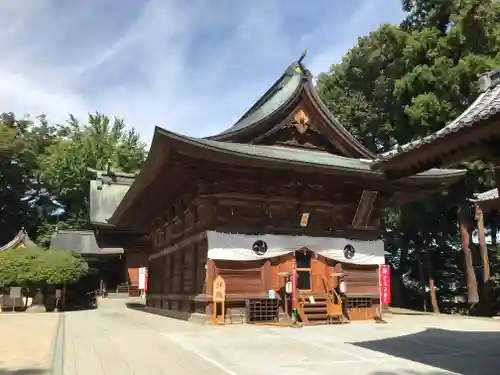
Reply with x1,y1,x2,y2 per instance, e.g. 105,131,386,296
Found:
144,168,387,319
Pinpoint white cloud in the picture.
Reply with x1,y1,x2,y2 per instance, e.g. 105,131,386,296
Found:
0,0,405,144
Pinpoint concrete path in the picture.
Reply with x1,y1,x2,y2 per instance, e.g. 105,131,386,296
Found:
59,299,500,375
0,312,59,374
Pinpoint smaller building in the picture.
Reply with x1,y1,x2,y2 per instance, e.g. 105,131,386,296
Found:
0,229,38,251
49,169,148,295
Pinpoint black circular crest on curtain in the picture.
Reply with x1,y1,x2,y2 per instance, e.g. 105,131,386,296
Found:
252,240,268,255
343,244,355,259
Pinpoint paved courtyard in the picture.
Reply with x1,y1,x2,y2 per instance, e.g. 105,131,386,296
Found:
60,299,500,375
4,299,500,374
0,312,59,374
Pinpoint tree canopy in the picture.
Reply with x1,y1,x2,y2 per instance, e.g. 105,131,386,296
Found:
317,0,500,313
0,112,147,247
0,248,89,286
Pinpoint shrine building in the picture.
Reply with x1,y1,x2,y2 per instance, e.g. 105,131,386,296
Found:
105,59,465,324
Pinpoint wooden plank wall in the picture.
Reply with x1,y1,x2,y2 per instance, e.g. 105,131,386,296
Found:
343,264,379,296
143,174,386,319
147,239,208,312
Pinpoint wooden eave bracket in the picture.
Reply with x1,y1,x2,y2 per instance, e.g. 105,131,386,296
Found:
352,190,378,228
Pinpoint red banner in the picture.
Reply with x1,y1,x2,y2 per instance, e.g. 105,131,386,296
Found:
379,265,391,305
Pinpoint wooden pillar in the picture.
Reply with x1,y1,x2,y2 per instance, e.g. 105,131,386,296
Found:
475,203,492,316
475,204,490,284
416,256,428,312
205,259,216,315
458,205,479,305
261,260,271,292
424,251,440,313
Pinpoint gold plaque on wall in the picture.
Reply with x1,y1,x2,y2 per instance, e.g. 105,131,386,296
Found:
300,212,310,227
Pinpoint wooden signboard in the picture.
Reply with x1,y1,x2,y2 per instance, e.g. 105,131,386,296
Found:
212,275,226,324
300,213,310,227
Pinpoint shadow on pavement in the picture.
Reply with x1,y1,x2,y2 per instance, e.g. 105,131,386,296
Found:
354,328,500,375
370,372,457,375
126,302,145,311
0,369,48,375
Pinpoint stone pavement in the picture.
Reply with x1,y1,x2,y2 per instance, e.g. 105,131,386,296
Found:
0,312,59,374
60,299,500,375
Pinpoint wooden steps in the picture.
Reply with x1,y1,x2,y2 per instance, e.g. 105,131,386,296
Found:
297,293,345,325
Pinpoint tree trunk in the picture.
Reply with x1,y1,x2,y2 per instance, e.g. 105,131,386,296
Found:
476,204,492,316
417,256,428,312
424,251,440,313
491,212,497,247
458,205,479,306
394,246,409,308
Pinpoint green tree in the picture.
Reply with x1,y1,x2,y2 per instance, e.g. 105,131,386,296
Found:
317,0,500,313
0,248,88,286
0,113,58,245
36,113,146,244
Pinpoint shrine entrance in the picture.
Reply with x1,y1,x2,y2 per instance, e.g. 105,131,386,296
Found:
295,249,312,291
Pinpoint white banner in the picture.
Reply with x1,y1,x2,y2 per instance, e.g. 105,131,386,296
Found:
206,231,386,265
138,267,147,290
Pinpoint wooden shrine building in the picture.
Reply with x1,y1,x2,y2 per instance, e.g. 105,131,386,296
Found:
107,60,466,324
50,170,148,295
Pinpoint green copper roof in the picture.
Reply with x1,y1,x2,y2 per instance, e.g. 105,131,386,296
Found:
89,180,131,226
50,230,123,255
158,127,466,179
199,138,375,171
213,63,304,136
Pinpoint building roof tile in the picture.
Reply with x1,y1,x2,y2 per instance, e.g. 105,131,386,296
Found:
374,69,500,164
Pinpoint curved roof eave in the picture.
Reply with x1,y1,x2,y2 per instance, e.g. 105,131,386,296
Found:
110,127,467,227
108,129,170,226
0,230,37,251
302,78,376,159
207,64,305,139
154,127,466,182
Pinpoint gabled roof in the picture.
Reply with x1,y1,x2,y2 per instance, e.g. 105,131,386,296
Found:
207,60,375,159
49,230,124,255
88,169,136,227
108,126,466,228
0,229,38,251
372,68,500,170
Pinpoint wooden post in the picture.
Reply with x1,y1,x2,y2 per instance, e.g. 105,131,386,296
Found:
424,251,440,313
416,256,428,312
476,204,490,283
458,205,479,305
475,203,492,316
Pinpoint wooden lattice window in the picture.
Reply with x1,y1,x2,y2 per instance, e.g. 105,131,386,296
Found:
347,297,373,309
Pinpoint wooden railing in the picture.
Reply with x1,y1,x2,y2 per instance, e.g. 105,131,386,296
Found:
321,276,344,322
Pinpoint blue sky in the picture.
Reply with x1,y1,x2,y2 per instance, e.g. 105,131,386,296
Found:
0,0,405,143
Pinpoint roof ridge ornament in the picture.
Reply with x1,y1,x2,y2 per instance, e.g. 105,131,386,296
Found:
296,49,309,75
478,68,500,93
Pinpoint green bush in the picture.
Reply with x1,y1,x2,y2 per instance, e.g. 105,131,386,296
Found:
0,248,89,286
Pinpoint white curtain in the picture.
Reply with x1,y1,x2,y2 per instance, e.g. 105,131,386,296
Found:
206,231,386,265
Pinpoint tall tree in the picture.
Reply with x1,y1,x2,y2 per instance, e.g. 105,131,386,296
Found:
0,113,58,244
37,113,146,245
317,0,500,312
